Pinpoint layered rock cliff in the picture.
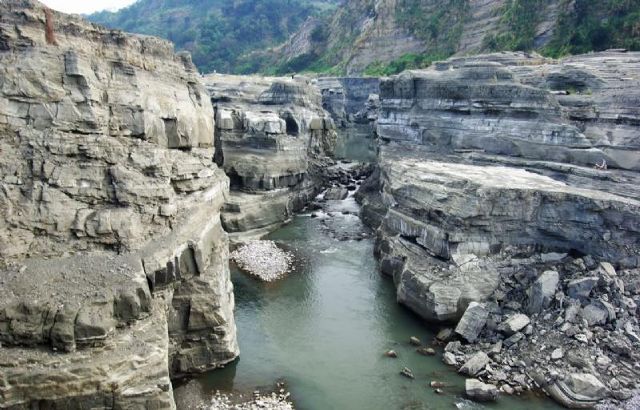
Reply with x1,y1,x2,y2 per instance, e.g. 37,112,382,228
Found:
362,50,640,320
357,50,640,406
0,1,237,407
205,74,337,238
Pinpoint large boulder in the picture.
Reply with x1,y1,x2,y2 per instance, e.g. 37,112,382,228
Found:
455,302,489,343
459,352,490,376
465,379,498,402
536,372,609,408
499,314,531,336
527,270,559,314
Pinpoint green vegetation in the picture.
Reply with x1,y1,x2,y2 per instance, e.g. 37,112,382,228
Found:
396,0,469,55
542,0,640,57
90,0,640,76
89,0,338,74
363,52,450,76
483,0,552,51
483,0,640,56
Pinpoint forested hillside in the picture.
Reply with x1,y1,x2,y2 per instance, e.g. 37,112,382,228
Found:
89,0,338,73
90,0,640,75
261,0,640,75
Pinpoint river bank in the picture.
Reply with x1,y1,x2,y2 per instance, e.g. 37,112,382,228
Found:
173,184,563,409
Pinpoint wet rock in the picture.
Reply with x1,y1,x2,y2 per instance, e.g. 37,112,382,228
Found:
501,384,515,395
445,341,462,353
409,336,422,346
459,352,490,376
465,379,498,402
455,302,489,343
324,187,349,200
436,328,454,342
416,347,436,356
400,367,415,379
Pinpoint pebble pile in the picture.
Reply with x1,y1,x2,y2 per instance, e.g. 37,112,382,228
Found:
205,390,294,410
231,240,293,281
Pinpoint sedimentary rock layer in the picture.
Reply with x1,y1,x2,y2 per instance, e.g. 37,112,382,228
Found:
205,74,336,238
356,51,640,407
0,1,237,407
360,51,640,321
316,77,379,127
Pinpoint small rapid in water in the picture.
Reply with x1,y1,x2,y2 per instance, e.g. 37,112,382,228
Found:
174,131,561,409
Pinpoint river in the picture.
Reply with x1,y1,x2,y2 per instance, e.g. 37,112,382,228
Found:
175,129,560,409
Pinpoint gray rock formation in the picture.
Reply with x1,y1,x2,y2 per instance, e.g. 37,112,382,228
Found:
455,302,489,343
357,51,640,408
527,270,559,314
465,378,499,402
315,77,379,128
205,74,336,239
0,1,237,407
359,51,640,323
459,351,491,376
315,77,379,163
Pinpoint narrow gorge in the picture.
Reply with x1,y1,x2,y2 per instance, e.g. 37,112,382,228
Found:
1,1,639,410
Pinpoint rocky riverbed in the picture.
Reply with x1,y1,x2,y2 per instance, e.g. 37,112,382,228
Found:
231,241,294,282
437,256,640,407
205,390,294,410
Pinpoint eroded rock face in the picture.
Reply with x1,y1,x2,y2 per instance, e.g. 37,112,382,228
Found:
358,51,640,407
359,51,640,323
0,1,237,407
205,74,336,238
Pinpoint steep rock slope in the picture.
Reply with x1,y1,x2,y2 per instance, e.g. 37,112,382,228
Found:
356,51,640,406
0,1,237,407
361,50,640,321
266,0,640,75
205,74,337,239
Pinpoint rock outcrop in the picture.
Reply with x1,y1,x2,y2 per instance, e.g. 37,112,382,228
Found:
357,51,640,406
205,74,336,239
315,77,379,162
0,1,237,407
361,51,640,320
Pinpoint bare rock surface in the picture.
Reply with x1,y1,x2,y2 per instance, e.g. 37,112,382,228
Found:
357,51,640,408
205,74,337,240
0,1,238,408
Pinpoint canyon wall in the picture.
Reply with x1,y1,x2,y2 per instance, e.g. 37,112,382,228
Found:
357,50,640,406
361,50,640,321
0,1,237,408
205,74,337,239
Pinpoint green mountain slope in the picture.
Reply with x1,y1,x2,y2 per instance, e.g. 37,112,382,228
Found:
88,0,338,74
263,0,640,76
90,0,640,76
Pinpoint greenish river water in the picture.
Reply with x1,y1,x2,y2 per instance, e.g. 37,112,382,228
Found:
185,193,561,410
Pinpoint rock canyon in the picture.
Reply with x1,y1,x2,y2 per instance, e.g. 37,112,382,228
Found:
0,1,639,409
